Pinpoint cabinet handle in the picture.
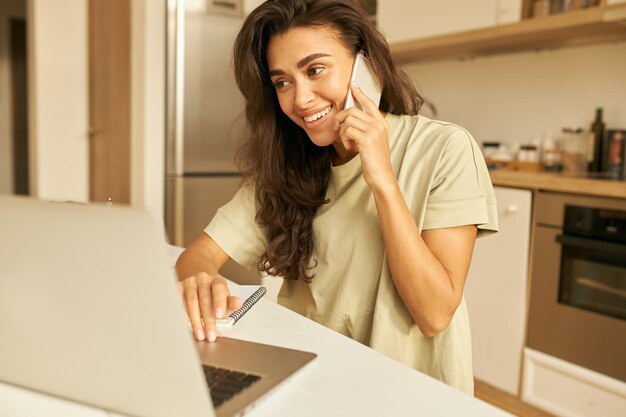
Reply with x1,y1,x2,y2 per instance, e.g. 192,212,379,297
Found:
505,204,518,214
556,234,626,255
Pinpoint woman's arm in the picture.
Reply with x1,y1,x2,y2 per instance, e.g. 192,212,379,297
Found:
336,84,477,337
176,233,229,279
371,183,477,336
176,234,242,342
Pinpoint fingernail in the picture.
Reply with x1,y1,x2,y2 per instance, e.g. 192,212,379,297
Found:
208,330,217,342
215,308,224,319
195,329,205,341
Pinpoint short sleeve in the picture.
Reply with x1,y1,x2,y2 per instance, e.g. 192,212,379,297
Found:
422,127,498,236
204,183,268,268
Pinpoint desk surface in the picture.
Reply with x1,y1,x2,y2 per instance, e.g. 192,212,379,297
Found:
1,282,512,417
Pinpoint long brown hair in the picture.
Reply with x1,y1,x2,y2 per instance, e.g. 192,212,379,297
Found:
233,0,422,282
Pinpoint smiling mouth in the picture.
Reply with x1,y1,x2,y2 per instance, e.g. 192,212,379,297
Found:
303,106,331,123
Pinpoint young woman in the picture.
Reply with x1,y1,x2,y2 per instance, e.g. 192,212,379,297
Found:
176,0,497,394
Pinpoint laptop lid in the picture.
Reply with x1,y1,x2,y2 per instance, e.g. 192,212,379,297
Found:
0,195,215,417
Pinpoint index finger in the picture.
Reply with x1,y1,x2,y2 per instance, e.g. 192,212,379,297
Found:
350,82,382,118
211,278,231,320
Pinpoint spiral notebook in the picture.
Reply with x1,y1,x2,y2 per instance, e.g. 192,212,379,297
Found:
0,195,317,417
217,286,267,328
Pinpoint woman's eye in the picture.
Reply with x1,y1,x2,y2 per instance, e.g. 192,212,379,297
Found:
273,80,290,89
308,66,324,77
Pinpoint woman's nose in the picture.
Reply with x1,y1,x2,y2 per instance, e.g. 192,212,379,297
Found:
294,81,315,108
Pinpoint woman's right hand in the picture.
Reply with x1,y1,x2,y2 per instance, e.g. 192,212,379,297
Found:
178,272,243,342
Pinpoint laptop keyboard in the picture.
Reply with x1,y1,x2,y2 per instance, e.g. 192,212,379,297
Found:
202,365,262,407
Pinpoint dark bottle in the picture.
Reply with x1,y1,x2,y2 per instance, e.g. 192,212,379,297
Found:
588,107,604,172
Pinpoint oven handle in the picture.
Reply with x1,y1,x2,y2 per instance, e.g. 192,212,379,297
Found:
555,234,626,255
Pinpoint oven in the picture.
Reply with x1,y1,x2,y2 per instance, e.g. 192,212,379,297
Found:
527,191,626,382
558,205,626,320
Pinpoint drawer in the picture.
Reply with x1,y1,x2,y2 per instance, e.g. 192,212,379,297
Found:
522,348,626,417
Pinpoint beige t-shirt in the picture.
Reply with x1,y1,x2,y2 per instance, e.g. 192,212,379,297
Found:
205,114,498,394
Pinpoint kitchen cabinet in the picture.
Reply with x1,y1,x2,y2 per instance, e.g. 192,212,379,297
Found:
522,191,626,417
388,2,626,63
523,348,626,417
464,186,532,396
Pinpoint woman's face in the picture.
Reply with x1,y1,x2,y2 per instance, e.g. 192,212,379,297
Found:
266,25,354,149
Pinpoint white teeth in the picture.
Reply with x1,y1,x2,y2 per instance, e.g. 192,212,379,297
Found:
303,106,330,123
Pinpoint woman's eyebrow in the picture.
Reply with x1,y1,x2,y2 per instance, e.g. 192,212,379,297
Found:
297,53,331,68
268,53,331,77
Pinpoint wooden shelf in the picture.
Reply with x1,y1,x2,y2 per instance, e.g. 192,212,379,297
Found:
389,4,626,63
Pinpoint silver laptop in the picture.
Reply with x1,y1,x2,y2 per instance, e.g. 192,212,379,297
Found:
0,195,316,417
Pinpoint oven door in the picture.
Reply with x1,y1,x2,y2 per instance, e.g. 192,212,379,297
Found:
527,226,626,382
556,233,626,320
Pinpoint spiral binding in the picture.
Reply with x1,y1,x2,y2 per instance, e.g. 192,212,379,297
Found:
229,286,267,323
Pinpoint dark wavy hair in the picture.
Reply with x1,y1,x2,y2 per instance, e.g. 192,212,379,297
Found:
233,0,422,282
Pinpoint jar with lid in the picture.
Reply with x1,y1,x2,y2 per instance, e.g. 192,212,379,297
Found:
560,127,588,173
482,141,501,159
542,134,563,171
518,144,540,163
532,0,551,17
492,144,513,162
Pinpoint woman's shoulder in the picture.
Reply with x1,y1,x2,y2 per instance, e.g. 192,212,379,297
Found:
386,113,475,149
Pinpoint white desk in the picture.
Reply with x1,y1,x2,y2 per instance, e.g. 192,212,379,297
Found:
1,245,512,416
1,293,512,417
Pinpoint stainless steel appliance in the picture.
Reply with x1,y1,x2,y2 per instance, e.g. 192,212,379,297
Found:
558,205,626,320
165,1,259,283
527,191,626,382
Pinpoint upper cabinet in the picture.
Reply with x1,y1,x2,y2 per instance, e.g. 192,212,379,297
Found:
380,0,626,64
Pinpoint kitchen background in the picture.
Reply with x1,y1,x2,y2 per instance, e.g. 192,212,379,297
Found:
2,0,626,202
379,0,626,162
0,1,625,417
405,41,626,149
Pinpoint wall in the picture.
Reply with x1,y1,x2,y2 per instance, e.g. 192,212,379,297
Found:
0,0,26,193
20,0,164,219
402,41,626,150
28,0,89,201
244,0,264,13
131,0,166,221
379,0,499,43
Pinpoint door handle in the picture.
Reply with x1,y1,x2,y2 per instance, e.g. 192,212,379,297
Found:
556,234,626,255
505,204,518,214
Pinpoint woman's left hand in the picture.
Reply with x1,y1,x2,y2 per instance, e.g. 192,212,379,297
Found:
335,83,393,191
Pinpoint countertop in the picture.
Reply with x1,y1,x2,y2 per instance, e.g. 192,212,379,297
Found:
489,170,626,199
0,282,513,417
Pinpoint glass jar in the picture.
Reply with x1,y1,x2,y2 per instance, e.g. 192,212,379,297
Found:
482,141,501,159
518,144,540,163
542,136,563,171
560,127,588,173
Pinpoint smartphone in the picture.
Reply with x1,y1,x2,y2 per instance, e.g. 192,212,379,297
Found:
343,51,382,111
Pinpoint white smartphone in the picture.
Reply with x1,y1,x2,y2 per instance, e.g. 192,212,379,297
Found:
343,51,382,111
